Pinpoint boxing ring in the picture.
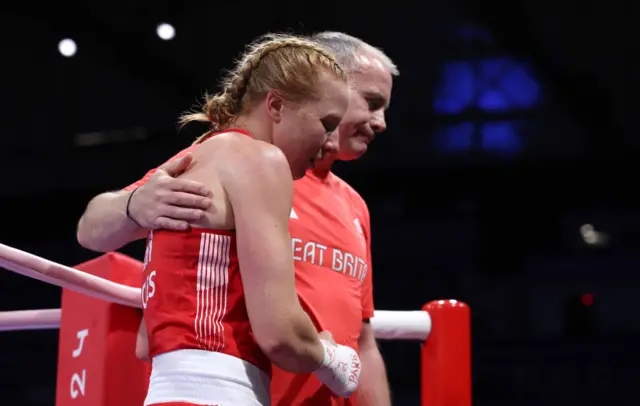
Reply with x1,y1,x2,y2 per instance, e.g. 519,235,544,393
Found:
0,243,471,406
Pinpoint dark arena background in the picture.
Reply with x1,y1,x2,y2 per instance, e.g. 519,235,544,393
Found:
1,1,638,405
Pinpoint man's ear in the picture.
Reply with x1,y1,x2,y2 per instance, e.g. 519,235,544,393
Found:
265,91,284,124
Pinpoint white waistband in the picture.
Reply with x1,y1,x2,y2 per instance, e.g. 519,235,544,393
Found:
144,349,271,406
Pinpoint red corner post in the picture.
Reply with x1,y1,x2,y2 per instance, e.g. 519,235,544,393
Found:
55,252,150,406
421,300,471,406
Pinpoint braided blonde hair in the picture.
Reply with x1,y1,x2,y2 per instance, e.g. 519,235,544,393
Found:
180,33,348,143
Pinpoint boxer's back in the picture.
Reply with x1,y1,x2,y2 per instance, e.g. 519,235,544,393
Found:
126,128,251,231
178,129,256,231
141,129,271,406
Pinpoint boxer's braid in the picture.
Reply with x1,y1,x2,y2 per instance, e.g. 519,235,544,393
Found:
180,34,347,143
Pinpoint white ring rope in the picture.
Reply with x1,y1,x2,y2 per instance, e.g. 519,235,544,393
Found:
0,243,140,308
0,243,432,340
0,308,432,341
371,310,431,341
0,309,61,331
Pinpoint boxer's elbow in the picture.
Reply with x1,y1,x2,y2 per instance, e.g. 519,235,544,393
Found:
135,344,150,362
135,320,150,362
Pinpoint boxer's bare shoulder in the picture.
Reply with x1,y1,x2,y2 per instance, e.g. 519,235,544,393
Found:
194,130,288,177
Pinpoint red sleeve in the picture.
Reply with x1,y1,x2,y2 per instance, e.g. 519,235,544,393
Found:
121,145,198,191
122,168,159,191
360,201,375,320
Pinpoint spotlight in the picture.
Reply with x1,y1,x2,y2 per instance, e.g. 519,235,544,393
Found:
58,38,77,57
156,23,175,41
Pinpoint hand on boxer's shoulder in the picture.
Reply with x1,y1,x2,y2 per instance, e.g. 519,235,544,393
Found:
129,154,213,231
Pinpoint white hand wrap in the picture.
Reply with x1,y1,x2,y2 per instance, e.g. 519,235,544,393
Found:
313,339,361,397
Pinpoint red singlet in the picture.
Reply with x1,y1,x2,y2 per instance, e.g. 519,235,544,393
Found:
126,130,271,406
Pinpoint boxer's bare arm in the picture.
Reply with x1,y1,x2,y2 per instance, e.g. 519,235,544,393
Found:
216,140,326,373
77,154,212,252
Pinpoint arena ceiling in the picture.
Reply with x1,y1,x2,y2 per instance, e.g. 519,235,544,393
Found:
0,0,636,195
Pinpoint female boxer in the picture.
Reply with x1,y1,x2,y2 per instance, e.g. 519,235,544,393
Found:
135,34,362,406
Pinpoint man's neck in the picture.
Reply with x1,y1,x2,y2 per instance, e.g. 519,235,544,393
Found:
311,154,338,178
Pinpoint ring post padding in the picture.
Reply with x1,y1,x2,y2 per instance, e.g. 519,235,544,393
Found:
421,300,471,406
55,252,149,406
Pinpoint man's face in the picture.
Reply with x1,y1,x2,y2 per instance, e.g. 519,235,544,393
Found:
335,50,393,161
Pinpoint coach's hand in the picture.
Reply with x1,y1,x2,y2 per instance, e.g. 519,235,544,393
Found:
128,154,212,230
